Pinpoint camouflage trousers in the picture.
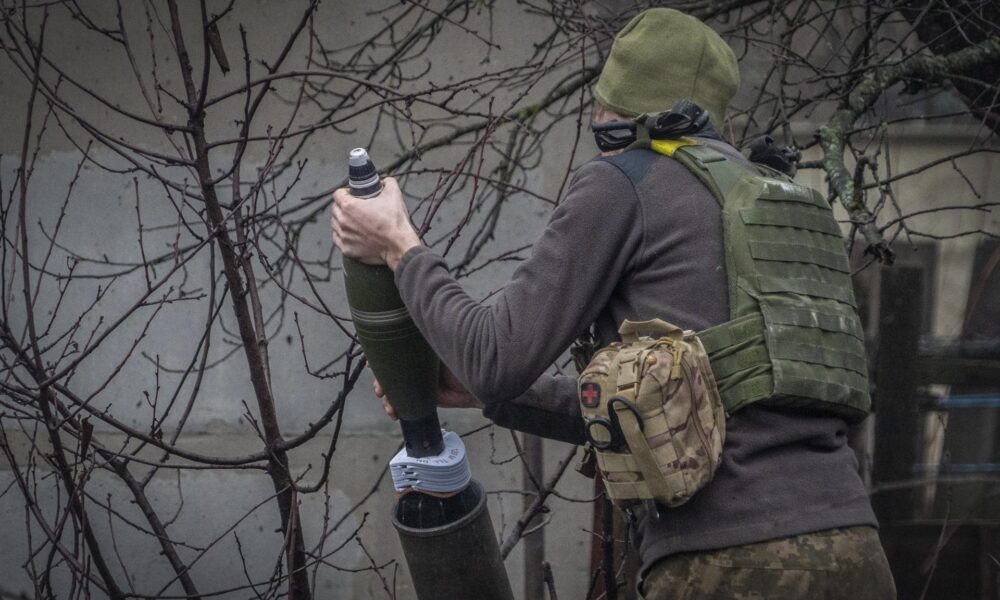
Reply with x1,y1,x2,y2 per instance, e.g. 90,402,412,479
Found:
640,526,896,600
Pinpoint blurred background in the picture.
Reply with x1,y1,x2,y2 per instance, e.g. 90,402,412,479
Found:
0,1,997,598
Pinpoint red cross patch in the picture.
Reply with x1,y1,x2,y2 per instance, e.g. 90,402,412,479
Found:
580,382,601,408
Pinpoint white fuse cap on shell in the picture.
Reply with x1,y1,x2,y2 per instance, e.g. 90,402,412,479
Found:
348,147,381,197
349,147,370,166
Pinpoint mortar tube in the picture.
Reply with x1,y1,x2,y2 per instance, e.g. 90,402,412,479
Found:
393,481,515,600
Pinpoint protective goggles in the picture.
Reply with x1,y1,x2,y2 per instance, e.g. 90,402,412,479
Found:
591,100,709,152
591,121,637,152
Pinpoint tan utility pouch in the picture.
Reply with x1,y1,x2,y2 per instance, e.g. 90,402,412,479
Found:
578,319,725,508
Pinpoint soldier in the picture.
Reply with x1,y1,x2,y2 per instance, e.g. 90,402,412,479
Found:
332,8,896,599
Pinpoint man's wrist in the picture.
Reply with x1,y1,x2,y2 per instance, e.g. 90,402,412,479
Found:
386,227,422,271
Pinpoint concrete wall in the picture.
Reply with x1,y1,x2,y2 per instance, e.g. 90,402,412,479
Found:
0,2,597,598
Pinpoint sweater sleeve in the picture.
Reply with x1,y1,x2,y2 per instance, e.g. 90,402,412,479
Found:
394,159,642,415
482,374,586,445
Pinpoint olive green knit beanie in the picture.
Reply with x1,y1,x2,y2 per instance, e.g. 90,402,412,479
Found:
594,8,740,126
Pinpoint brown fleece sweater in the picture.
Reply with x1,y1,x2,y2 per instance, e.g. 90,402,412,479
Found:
393,137,877,579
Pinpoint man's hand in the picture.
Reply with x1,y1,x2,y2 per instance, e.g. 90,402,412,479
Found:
330,177,422,270
374,366,484,420
436,366,483,410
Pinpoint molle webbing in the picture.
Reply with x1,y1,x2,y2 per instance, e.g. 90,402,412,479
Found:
577,319,726,508
662,144,871,423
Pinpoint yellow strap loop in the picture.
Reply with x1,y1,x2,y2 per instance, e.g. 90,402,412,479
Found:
650,136,696,157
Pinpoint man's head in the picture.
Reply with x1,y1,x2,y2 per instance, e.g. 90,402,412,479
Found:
593,8,739,127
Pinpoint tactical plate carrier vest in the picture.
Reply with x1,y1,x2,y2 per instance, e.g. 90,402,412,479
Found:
654,138,872,423
576,138,871,509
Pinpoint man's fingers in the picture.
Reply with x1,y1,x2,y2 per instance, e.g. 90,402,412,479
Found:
331,224,343,249
331,190,358,231
332,188,351,209
331,206,352,252
331,202,360,238
438,390,461,409
383,398,398,421
331,202,344,226
330,197,346,250
372,379,396,419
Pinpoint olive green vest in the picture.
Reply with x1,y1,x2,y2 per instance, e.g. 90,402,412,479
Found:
649,138,871,423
